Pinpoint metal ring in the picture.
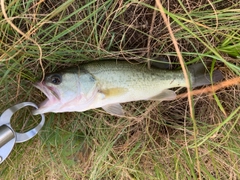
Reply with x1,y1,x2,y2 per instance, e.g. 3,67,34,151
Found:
0,102,45,143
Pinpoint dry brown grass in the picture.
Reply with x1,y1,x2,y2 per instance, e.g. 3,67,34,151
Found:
1,0,240,179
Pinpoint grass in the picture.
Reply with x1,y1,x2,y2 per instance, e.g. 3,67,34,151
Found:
0,0,240,179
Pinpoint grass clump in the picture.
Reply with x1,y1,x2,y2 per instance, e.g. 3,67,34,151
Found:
0,0,240,179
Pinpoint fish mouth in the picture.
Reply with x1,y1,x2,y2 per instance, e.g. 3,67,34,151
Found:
33,82,60,114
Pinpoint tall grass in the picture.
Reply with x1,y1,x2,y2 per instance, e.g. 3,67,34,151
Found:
0,0,240,179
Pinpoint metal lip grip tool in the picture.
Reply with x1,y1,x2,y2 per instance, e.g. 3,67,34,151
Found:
0,102,45,164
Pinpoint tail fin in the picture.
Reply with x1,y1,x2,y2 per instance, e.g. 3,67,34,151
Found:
188,63,223,88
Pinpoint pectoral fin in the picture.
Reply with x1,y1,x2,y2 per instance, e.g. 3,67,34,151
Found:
102,104,124,116
99,88,127,99
149,89,176,101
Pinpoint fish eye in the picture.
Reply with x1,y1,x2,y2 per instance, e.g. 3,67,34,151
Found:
50,74,62,85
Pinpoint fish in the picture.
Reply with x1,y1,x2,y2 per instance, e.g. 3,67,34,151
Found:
33,60,223,115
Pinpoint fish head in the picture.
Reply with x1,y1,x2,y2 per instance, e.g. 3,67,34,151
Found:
33,71,82,115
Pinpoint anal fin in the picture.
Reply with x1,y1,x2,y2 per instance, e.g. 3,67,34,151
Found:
149,89,176,101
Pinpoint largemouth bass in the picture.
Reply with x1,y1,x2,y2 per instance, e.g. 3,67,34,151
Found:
33,60,223,115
